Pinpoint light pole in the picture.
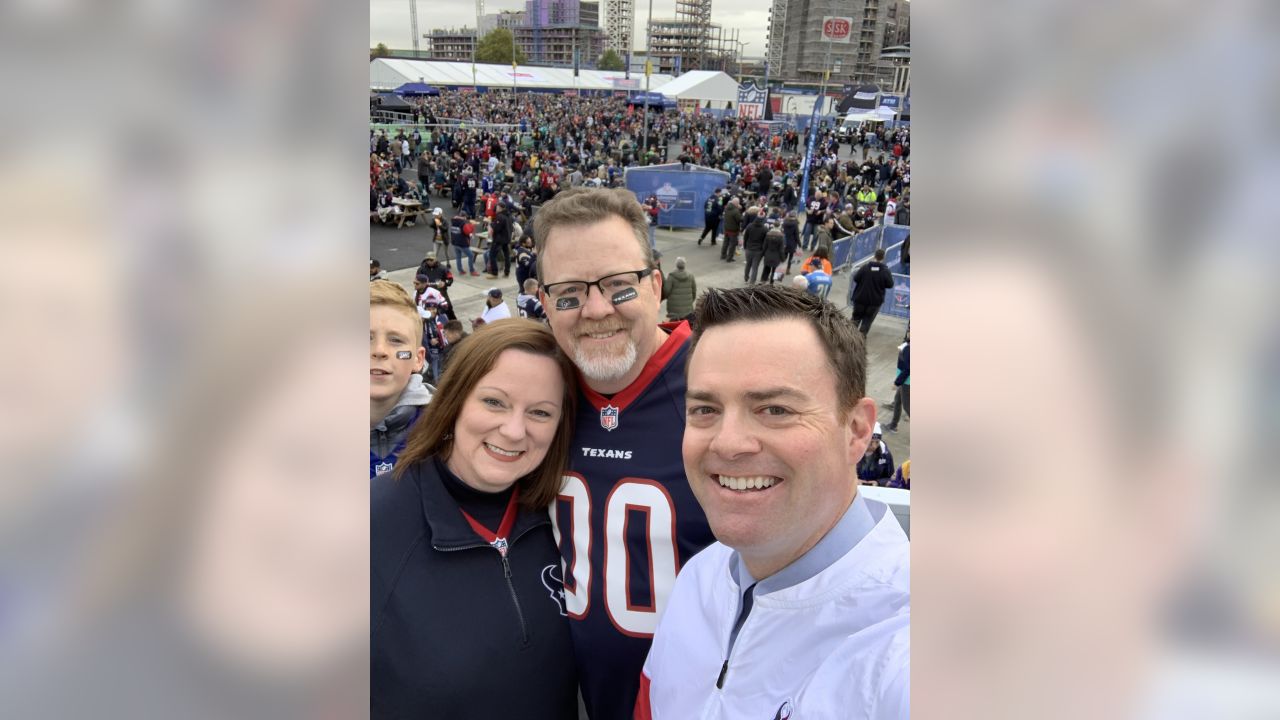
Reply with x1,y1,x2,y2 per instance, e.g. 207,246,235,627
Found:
641,0,654,160
733,40,747,84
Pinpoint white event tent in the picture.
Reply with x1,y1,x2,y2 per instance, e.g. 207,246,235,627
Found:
647,70,741,110
370,58,675,94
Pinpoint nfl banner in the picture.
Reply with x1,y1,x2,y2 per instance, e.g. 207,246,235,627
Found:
673,56,681,75
625,52,631,79
737,81,767,119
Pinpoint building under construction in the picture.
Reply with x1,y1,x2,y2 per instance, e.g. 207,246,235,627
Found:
519,0,607,68
646,0,740,76
422,28,478,62
603,0,634,57
765,0,909,86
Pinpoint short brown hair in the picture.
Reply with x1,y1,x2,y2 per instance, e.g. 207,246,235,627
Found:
533,187,654,280
395,318,578,509
371,279,422,347
688,286,866,416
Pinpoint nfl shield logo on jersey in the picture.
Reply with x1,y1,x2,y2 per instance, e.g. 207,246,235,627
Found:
599,404,620,431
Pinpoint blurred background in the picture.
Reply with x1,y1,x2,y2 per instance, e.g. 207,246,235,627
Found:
912,0,1280,717
0,0,1275,718
0,0,369,718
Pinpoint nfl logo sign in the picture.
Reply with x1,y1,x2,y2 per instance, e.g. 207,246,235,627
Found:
600,404,620,431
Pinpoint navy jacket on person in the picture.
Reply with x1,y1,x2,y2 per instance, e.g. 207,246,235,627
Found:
371,458,577,720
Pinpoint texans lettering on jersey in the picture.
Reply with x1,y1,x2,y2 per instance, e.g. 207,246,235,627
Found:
551,320,715,720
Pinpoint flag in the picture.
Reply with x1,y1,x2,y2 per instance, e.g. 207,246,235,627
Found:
673,56,681,75
573,48,579,76
645,60,652,78
625,52,631,78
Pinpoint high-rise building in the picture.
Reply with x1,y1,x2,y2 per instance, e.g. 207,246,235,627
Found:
766,0,909,87
520,0,606,67
604,0,633,56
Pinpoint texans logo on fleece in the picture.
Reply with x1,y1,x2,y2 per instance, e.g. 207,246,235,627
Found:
541,564,567,616
772,699,794,719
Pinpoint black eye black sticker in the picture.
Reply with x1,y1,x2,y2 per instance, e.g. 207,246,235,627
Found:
555,297,581,311
611,288,639,305
396,351,413,360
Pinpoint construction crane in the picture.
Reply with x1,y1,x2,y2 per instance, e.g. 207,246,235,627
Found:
409,0,420,53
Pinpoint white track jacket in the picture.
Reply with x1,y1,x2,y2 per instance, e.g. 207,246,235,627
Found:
637,495,910,720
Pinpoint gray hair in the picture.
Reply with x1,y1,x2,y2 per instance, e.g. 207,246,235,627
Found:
533,187,654,279
675,256,687,270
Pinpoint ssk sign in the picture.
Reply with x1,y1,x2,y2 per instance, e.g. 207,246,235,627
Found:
821,16,853,43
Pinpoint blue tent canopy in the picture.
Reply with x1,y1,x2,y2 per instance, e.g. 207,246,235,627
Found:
393,82,440,97
628,91,677,109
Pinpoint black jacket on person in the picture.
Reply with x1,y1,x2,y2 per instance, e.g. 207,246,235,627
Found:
850,260,896,306
371,458,577,720
742,217,768,253
762,231,785,267
491,209,512,246
782,216,800,254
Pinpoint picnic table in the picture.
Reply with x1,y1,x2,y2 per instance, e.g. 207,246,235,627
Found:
392,198,425,228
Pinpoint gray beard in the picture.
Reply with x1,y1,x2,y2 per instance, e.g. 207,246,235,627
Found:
573,339,638,383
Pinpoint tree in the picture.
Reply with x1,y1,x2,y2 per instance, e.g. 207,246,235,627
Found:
598,49,625,71
475,28,527,65
371,43,390,59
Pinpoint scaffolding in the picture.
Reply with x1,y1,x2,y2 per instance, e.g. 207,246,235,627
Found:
604,0,633,56
673,0,712,69
765,0,787,75
647,18,736,74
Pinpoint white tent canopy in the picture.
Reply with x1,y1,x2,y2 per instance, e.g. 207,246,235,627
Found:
649,70,740,109
842,110,884,123
370,58,674,93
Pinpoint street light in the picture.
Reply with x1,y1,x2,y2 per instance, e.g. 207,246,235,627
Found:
733,40,747,84
642,0,655,160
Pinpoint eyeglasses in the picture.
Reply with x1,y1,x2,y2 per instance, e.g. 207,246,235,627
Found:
543,268,655,310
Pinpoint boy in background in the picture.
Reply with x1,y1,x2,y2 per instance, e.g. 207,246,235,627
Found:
370,280,434,478
515,278,546,321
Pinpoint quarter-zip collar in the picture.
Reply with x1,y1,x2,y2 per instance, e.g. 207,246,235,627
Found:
731,491,877,594
409,456,549,550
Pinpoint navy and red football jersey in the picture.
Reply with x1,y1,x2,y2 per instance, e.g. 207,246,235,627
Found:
551,320,715,720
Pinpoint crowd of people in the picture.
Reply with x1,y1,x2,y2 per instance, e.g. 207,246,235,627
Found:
370,186,910,720
369,93,910,248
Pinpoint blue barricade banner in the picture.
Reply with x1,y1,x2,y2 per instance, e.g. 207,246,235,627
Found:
623,164,730,229
882,274,910,318
831,236,853,268
835,225,910,270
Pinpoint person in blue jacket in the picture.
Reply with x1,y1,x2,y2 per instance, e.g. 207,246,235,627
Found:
856,423,896,485
371,318,580,719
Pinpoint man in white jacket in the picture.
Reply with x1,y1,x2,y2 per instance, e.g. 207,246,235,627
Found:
637,285,910,720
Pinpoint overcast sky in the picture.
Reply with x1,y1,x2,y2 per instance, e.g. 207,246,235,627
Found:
370,0,773,58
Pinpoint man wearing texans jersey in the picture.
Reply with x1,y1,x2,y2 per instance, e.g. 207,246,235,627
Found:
534,187,716,720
